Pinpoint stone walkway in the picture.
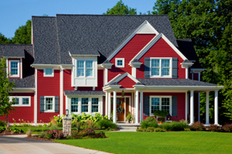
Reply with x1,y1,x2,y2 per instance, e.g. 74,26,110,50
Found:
0,135,110,154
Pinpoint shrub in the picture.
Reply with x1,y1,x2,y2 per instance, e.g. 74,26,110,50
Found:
222,124,232,132
208,124,220,132
140,117,158,129
136,128,144,132
190,122,205,131
146,127,155,132
45,130,64,139
37,124,42,127
71,130,81,139
23,123,29,127
0,120,6,127
50,124,59,130
96,119,117,129
43,124,47,127
153,110,168,118
39,133,45,138
10,128,24,133
0,127,6,133
161,121,189,131
154,128,165,132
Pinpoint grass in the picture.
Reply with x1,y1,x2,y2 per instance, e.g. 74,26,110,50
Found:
55,131,232,154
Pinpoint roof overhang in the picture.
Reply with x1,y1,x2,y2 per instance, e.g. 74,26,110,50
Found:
191,68,206,73
10,88,35,93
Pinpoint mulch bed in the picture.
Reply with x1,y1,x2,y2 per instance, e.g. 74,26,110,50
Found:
26,136,54,142
0,130,25,136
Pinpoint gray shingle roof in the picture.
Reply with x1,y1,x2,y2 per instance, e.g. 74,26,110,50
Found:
137,78,218,86
65,90,105,96
32,15,178,64
0,44,32,58
10,74,35,88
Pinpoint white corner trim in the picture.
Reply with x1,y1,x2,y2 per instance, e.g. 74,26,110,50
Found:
60,66,64,116
107,20,159,61
136,20,159,34
6,58,8,75
107,73,122,85
130,33,188,64
20,59,23,79
34,69,37,124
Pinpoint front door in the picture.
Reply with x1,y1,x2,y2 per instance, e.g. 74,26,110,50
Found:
117,98,124,121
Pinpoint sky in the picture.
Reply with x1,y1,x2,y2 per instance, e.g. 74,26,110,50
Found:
0,0,157,38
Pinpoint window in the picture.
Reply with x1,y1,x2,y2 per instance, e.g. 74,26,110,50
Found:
9,60,19,77
150,96,172,115
81,98,89,112
9,96,31,106
151,58,171,77
44,68,54,77
115,58,125,68
77,61,93,77
44,96,55,112
71,98,78,113
91,98,99,112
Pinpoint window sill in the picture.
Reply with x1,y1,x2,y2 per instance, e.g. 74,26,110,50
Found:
44,110,56,113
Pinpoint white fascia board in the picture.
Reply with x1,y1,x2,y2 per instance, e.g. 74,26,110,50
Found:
107,74,121,85
103,85,121,91
136,20,159,34
101,63,113,69
11,88,35,93
126,73,140,83
139,86,224,91
130,33,188,63
31,64,60,69
191,68,206,73
61,64,73,69
4,56,24,59
181,62,194,68
108,73,140,85
107,20,159,62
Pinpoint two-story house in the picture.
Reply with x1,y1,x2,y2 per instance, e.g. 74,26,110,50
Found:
0,15,223,125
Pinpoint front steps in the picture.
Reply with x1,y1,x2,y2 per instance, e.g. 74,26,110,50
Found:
117,122,140,132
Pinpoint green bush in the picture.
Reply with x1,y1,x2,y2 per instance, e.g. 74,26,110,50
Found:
146,127,155,132
153,110,168,117
45,130,64,139
208,124,220,132
136,128,144,132
0,127,6,133
0,120,6,126
154,128,165,132
222,124,232,132
190,122,205,131
96,119,117,129
161,121,189,131
140,117,158,129
10,128,24,133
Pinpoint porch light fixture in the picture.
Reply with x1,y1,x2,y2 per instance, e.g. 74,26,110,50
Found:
65,109,69,117
122,90,124,98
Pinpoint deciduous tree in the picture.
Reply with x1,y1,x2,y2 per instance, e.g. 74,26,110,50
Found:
104,0,137,15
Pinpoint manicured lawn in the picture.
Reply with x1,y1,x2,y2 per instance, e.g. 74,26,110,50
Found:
56,131,232,154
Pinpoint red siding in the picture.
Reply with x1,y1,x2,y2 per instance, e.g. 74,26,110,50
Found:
137,38,186,79
108,34,155,81
118,76,136,88
143,92,186,121
0,93,34,123
37,69,60,123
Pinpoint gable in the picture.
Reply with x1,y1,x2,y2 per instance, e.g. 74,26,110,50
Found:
118,76,136,88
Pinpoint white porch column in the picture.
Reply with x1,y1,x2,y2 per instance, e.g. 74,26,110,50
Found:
108,92,111,120
198,72,201,122
140,90,143,122
105,92,108,116
205,91,210,125
135,90,139,124
214,90,219,125
113,90,117,123
190,90,194,124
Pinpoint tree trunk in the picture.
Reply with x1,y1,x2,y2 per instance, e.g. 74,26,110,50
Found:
6,114,9,131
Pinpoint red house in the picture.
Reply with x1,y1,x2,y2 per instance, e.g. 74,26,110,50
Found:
0,15,223,125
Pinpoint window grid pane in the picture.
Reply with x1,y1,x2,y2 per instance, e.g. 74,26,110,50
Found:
161,59,170,76
92,98,98,112
13,98,19,105
46,98,53,110
22,98,29,105
71,98,78,112
81,98,88,112
151,98,160,113
86,61,93,68
11,61,18,75
117,60,123,66
161,98,170,113
151,59,160,76
45,68,52,75
86,69,93,76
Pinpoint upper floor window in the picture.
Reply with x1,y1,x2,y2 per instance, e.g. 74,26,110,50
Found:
10,96,31,107
77,60,93,77
150,58,171,78
44,68,54,77
9,60,19,77
115,58,125,68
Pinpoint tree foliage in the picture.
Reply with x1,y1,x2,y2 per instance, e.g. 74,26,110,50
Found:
153,0,232,123
12,20,31,44
104,0,137,15
0,33,13,44
0,57,16,130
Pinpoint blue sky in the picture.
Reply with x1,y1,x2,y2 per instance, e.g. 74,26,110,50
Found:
0,0,157,38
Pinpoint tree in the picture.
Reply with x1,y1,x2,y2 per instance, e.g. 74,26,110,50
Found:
104,0,137,15
0,57,16,130
12,20,31,44
152,0,232,124
0,33,13,44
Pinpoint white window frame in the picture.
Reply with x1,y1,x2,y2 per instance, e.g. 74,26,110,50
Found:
76,60,94,78
68,96,101,115
10,96,31,107
115,58,125,68
9,60,19,77
70,97,79,114
91,98,99,113
150,58,172,78
150,96,172,116
44,96,55,112
44,68,54,77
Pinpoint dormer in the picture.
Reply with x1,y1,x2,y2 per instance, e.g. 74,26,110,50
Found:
70,52,99,87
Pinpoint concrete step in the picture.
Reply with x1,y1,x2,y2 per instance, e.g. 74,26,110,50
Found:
118,127,137,132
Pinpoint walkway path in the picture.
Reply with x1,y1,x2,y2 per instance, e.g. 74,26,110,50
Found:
0,135,110,154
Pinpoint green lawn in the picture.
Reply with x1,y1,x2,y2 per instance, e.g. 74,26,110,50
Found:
55,131,232,154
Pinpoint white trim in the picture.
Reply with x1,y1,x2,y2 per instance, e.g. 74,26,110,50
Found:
136,20,159,34
205,91,209,125
135,90,139,124
104,68,108,85
11,88,35,93
9,60,20,77
149,96,172,116
10,96,31,107
31,64,61,69
198,72,201,122
107,72,140,85
107,74,121,85
214,90,219,125
191,68,206,73
107,20,159,61
150,57,172,78
190,90,194,125
60,67,64,116
186,68,189,79
132,67,136,78
44,96,55,113
43,68,54,77
113,90,117,123
105,92,108,116
20,59,22,79
140,90,143,122
108,92,111,119
115,58,125,68
130,33,188,64
34,69,37,124
6,58,9,75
